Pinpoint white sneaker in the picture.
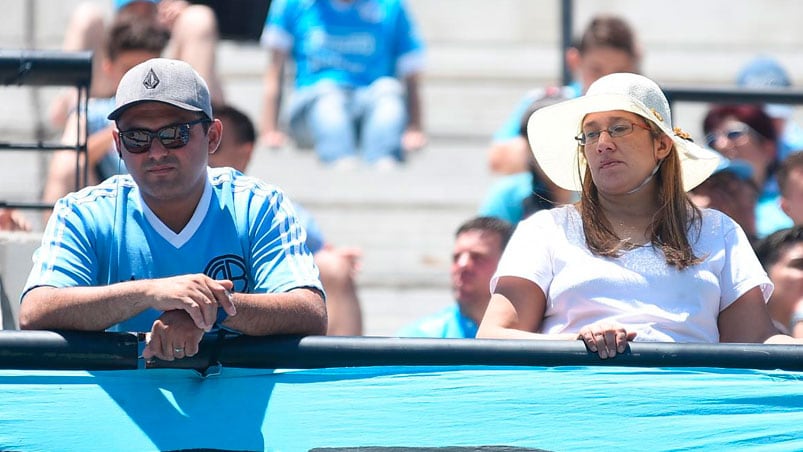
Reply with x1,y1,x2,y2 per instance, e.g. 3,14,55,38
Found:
330,156,359,170
373,157,401,171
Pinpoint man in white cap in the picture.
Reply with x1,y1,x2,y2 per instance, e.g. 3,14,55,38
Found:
21,58,326,361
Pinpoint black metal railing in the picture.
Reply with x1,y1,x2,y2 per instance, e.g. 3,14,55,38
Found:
0,50,92,210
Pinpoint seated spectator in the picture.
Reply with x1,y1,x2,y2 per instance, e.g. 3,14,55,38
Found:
476,73,803,358
703,104,792,238
688,155,759,244
754,226,803,337
776,151,803,225
50,0,224,129
487,14,642,175
259,0,426,169
210,104,364,336
736,55,803,162
398,216,513,338
42,14,170,220
21,58,326,362
479,92,573,225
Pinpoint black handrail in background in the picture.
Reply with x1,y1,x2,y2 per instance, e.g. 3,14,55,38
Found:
0,50,92,208
0,50,92,87
664,85,803,106
0,330,801,372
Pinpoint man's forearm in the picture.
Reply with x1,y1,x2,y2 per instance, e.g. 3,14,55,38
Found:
222,287,327,336
19,282,153,331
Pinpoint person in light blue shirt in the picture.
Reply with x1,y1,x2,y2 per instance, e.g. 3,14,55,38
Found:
21,58,326,362
398,217,513,338
260,0,426,167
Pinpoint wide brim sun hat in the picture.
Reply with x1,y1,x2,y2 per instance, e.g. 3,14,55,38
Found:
526,72,721,192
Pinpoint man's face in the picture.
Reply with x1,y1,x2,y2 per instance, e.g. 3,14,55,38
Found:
113,102,220,207
782,167,803,225
577,47,638,93
768,242,803,327
451,229,504,308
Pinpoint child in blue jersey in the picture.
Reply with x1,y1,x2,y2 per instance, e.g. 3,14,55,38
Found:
21,58,326,362
260,0,427,167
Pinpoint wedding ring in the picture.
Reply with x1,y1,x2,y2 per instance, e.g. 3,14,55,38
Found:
174,347,184,353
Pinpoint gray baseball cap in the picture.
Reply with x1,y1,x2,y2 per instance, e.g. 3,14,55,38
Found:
107,58,213,121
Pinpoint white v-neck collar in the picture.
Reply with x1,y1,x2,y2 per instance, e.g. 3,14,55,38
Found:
138,179,212,249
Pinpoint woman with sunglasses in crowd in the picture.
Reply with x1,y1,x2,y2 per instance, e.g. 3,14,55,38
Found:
703,104,792,238
477,73,803,357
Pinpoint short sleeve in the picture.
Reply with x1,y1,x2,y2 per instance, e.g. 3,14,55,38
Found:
717,215,773,310
260,0,294,51
491,208,563,294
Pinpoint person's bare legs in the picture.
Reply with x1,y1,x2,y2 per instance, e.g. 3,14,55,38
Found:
164,4,225,105
314,248,363,336
49,3,115,129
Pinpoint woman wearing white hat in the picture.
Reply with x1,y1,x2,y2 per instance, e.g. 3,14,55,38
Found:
477,73,803,357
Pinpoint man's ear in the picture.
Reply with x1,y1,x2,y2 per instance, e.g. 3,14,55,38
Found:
565,47,581,74
112,128,122,157
208,119,223,154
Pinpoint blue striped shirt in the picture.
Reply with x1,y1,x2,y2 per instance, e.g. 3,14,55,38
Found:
24,167,322,332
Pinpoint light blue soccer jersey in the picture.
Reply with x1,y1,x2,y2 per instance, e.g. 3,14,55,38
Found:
24,167,322,332
262,0,425,88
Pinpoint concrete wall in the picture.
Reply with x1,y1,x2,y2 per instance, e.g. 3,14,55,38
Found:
0,232,40,329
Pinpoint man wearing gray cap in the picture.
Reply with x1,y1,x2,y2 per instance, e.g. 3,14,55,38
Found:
20,58,327,361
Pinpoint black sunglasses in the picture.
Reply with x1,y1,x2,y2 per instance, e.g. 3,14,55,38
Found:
118,118,210,154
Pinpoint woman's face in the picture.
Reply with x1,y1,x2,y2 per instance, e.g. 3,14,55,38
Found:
581,110,669,196
705,117,775,184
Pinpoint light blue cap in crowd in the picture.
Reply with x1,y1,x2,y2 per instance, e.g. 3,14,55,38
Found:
712,154,753,182
737,56,794,119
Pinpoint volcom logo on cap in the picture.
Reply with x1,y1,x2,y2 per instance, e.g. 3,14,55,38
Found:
142,68,160,89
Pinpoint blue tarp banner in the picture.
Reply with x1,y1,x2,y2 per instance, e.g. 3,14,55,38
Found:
1,365,802,451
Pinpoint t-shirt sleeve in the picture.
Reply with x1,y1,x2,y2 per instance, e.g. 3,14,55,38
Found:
490,209,558,295
393,0,426,76
293,203,325,254
492,96,534,142
260,0,294,51
22,197,99,299
717,214,773,311
248,187,323,295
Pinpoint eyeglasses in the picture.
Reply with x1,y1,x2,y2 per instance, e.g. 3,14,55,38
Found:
704,124,753,149
118,118,209,154
575,122,653,146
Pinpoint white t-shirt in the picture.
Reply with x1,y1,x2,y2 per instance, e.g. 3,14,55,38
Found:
491,205,773,343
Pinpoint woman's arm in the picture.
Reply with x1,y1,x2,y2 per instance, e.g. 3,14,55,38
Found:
718,286,803,344
477,276,568,339
478,275,636,359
